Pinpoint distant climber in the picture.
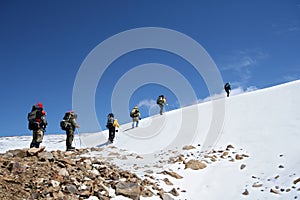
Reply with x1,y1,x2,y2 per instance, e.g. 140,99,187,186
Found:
106,113,120,143
60,110,80,151
157,95,167,115
224,82,231,97
27,102,47,148
130,106,141,128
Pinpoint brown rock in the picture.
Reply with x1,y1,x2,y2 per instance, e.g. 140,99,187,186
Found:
168,188,179,197
242,189,249,195
226,144,234,150
270,188,280,194
163,178,173,186
182,145,196,150
7,161,25,174
115,181,141,200
160,170,183,179
7,149,28,158
185,160,206,170
27,146,46,156
235,154,243,160
293,177,300,185
221,151,229,158
252,182,263,188
141,188,154,197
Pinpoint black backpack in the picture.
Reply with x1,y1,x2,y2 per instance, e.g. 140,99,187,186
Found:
157,95,164,105
27,109,42,130
106,113,114,128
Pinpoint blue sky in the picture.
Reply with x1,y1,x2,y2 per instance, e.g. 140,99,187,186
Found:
0,0,299,136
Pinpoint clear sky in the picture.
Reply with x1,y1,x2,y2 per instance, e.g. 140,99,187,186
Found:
0,0,299,136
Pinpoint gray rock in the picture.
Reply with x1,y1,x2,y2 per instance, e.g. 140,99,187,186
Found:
115,181,141,200
162,193,175,200
64,184,78,194
38,151,54,162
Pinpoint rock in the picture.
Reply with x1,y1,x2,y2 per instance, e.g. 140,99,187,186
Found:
278,165,284,169
160,170,183,179
240,164,246,170
141,188,154,197
115,181,141,200
182,145,196,150
64,184,78,194
58,168,69,176
27,146,46,156
221,151,229,158
270,188,280,194
235,154,243,160
64,151,75,156
163,178,173,186
252,182,263,188
7,161,25,174
7,149,28,158
226,144,234,150
185,160,206,170
161,193,174,200
293,178,300,185
38,151,54,162
51,180,60,187
242,189,249,195
168,188,179,196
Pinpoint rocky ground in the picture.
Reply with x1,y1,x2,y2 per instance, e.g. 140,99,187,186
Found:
0,144,299,200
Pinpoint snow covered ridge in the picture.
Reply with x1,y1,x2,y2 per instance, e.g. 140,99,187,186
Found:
0,80,300,199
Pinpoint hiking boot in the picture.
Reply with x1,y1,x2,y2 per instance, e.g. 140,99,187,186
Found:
66,146,75,151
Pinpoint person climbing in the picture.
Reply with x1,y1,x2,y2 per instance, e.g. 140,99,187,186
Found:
157,95,167,115
224,82,231,97
130,106,141,128
28,102,47,148
60,110,80,151
106,113,120,143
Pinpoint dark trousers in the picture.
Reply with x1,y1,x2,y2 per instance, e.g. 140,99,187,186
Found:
66,129,74,149
159,104,164,115
225,89,230,97
108,126,115,142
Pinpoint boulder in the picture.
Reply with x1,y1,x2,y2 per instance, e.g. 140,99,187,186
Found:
38,151,54,162
160,171,183,179
185,160,206,170
6,148,28,158
115,181,141,200
27,146,46,156
182,145,196,150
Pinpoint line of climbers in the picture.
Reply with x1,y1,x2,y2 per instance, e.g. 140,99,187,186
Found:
27,85,230,151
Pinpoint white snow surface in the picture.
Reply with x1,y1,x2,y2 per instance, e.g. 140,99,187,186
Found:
1,80,300,200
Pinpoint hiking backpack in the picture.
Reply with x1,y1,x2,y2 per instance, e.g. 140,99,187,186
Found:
60,112,72,131
157,95,164,105
130,109,139,118
27,109,42,130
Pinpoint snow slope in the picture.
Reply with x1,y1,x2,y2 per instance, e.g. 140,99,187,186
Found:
0,80,300,199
